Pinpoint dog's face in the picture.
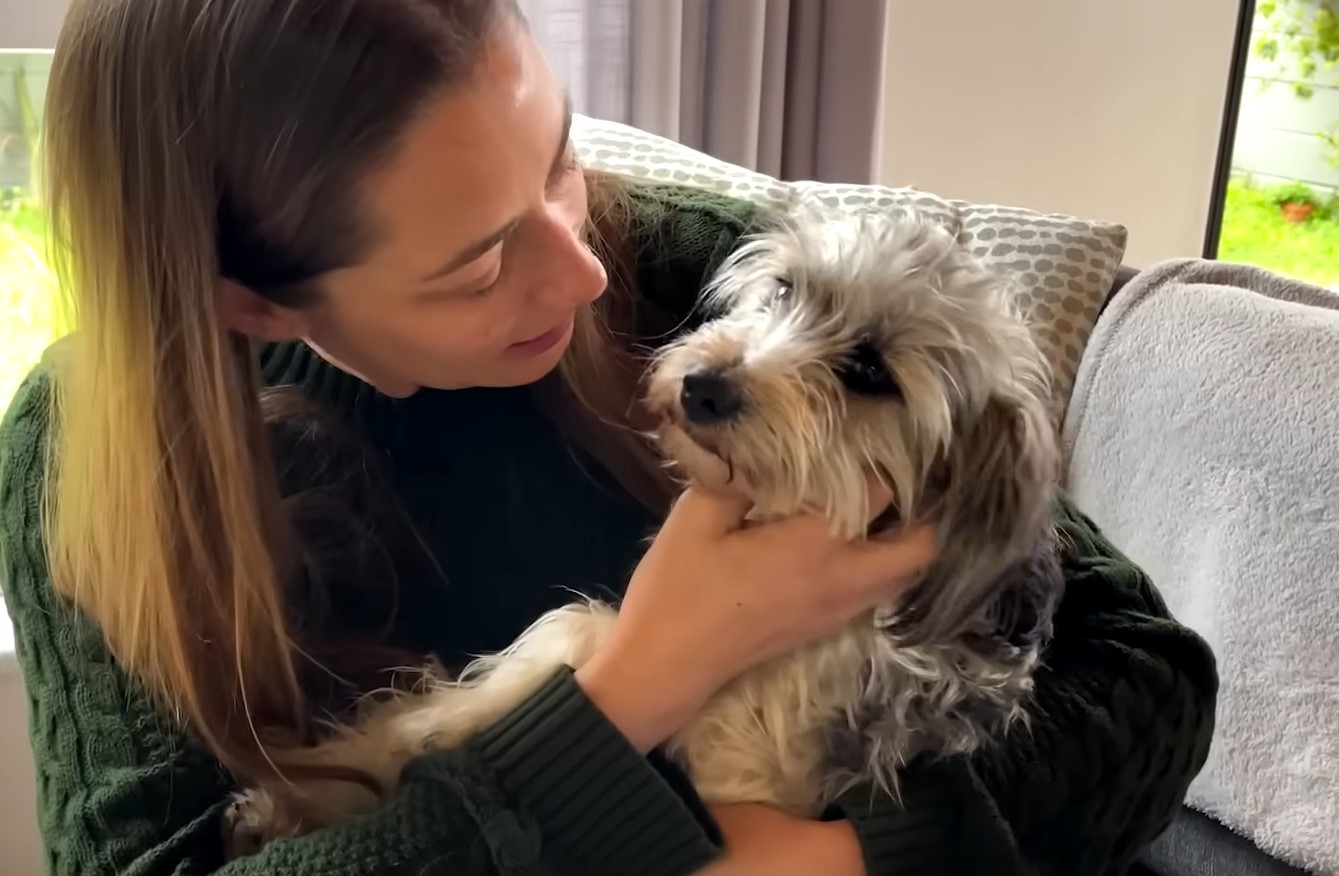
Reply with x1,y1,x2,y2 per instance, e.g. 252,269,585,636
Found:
645,207,1061,643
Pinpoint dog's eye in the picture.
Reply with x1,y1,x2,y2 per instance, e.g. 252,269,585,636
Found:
773,279,794,304
838,341,899,398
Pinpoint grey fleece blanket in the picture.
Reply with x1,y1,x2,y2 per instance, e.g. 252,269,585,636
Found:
1062,258,1339,876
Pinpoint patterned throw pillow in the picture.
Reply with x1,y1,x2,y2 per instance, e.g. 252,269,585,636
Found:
573,114,1129,418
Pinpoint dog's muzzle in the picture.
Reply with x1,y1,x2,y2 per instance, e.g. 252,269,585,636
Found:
680,368,744,425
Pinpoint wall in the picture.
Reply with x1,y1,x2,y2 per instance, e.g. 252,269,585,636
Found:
0,661,41,875
1234,7,1339,192
878,0,1241,267
0,0,68,50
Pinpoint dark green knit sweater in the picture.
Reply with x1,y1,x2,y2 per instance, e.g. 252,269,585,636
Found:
0,182,1217,876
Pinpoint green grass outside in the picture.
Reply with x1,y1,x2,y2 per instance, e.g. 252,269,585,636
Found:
0,197,57,417
1218,177,1339,287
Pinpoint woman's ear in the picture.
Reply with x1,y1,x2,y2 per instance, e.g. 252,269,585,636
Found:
217,278,310,342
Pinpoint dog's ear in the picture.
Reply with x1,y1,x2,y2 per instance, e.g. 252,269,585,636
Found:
940,386,1058,567
980,539,1064,655
888,383,1060,645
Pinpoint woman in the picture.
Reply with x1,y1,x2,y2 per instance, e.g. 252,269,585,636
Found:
0,0,1217,874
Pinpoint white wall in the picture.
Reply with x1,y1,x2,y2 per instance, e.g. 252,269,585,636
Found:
879,0,1242,267
0,0,68,49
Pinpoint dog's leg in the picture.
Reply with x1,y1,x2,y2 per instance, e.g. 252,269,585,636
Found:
669,693,827,818
665,645,850,819
224,600,620,855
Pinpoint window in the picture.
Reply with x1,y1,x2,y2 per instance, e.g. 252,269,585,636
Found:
1209,0,1339,287
0,49,54,416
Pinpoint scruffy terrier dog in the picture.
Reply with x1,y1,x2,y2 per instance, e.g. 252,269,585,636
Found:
225,205,1064,855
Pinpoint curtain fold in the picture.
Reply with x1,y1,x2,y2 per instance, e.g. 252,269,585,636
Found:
518,0,887,184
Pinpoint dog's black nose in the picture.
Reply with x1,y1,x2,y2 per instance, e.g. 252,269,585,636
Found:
680,369,744,425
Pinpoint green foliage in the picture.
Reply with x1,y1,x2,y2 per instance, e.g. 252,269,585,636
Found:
0,63,56,416
0,195,57,417
1256,0,1339,95
1220,177,1339,285
1271,179,1323,206
0,66,41,187
1255,1,1339,165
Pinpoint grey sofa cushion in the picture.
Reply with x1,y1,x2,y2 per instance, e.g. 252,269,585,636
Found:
1141,808,1314,876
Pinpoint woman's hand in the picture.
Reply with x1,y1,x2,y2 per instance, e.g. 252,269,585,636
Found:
695,804,866,876
576,480,937,752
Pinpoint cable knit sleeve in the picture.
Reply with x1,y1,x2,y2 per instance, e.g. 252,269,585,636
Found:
833,497,1219,875
0,365,720,876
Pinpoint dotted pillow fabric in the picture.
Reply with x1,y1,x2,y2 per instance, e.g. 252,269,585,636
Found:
573,114,1129,415
573,114,792,209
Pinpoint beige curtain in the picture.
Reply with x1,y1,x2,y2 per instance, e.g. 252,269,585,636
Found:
520,0,889,184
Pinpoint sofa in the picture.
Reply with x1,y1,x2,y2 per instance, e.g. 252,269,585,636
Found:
1094,262,1320,876
1139,808,1314,876
1066,254,1338,876
574,115,1338,876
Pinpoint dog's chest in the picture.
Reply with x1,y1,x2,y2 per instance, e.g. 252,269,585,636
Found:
663,624,892,814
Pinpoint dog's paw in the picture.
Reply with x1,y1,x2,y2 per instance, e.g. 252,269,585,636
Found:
222,789,280,860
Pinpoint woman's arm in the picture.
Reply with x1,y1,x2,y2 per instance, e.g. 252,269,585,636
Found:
0,368,719,876
831,496,1219,875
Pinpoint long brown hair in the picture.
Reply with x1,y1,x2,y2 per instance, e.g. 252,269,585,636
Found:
41,0,661,787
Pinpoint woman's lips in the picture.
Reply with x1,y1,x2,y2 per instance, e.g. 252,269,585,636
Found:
507,318,573,357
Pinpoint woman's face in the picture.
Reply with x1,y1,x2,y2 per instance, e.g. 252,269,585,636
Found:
298,18,606,396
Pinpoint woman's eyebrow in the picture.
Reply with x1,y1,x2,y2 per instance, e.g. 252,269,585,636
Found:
418,219,519,283
418,95,574,284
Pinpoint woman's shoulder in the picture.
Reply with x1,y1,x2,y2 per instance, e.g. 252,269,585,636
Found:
624,181,763,264
619,178,765,232
1,344,61,495
609,179,766,331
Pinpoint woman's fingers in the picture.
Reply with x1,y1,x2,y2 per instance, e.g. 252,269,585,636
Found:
846,523,938,600
668,475,933,620
662,483,755,540
739,475,897,548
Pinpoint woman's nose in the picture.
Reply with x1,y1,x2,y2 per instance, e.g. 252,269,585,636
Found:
528,206,608,307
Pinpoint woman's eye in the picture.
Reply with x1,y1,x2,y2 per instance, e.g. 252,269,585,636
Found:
462,251,505,297
547,151,582,195
466,279,498,298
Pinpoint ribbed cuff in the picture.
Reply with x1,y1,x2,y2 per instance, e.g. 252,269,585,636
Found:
836,785,959,875
833,760,1020,876
469,667,720,876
